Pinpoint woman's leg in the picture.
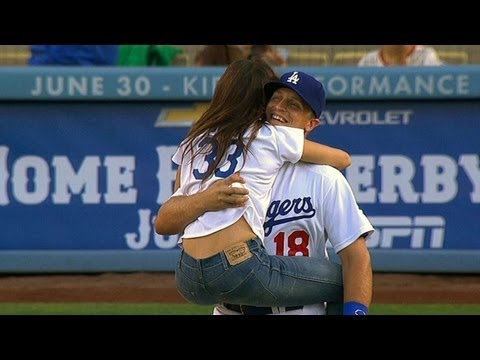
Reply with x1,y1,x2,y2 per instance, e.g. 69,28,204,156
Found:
175,250,220,305
202,238,344,307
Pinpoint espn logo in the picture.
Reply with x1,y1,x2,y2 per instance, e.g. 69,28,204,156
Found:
367,216,445,249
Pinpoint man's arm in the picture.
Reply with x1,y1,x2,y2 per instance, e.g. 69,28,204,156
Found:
337,237,372,312
154,172,249,235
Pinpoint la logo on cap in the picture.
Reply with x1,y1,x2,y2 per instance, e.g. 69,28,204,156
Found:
286,72,300,85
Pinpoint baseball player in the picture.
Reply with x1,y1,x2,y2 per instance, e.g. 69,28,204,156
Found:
214,162,374,315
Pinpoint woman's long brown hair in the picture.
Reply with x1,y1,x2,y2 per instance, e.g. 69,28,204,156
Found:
183,59,278,182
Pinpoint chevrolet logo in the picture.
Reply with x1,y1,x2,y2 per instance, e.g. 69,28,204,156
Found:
155,102,210,127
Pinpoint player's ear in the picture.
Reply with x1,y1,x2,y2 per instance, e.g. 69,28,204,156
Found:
305,118,321,132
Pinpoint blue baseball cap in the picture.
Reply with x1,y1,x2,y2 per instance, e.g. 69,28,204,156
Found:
264,71,326,118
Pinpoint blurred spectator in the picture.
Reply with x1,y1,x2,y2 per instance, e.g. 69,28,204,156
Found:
358,45,443,67
194,45,246,66
118,45,184,66
29,45,119,66
247,45,288,66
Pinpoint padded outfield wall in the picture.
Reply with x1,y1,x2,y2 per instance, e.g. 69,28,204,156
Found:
0,65,478,273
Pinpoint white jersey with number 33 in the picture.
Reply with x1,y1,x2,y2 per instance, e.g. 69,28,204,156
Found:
172,124,304,242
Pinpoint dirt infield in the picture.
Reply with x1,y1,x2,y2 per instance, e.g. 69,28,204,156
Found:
0,272,479,304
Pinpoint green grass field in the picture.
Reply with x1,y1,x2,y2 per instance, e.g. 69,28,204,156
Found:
0,303,479,315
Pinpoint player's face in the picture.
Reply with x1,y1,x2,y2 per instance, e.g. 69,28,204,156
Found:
266,88,316,131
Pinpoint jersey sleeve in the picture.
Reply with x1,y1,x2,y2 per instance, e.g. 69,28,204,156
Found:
171,142,185,166
170,186,185,198
322,169,374,253
271,126,305,164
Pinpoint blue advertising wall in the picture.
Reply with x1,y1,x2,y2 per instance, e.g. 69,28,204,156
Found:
0,66,479,273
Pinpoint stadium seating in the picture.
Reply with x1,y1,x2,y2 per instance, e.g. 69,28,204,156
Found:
287,51,329,66
0,45,478,67
0,49,30,65
332,51,368,66
437,51,469,64
172,52,190,66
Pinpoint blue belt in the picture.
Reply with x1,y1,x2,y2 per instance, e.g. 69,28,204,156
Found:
223,303,303,315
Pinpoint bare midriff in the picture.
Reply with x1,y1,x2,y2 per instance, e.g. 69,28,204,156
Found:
182,216,256,259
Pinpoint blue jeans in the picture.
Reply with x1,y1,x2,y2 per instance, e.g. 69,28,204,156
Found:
176,237,343,308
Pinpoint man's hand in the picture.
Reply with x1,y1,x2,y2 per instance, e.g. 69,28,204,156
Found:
155,173,250,235
204,172,249,211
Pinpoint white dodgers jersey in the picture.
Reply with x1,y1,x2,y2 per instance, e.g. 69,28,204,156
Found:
263,162,374,315
171,124,304,241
